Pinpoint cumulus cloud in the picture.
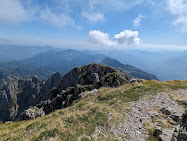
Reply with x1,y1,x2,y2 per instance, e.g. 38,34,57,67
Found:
166,0,187,31
133,14,144,27
82,12,104,23
89,30,117,47
89,30,141,47
114,30,141,46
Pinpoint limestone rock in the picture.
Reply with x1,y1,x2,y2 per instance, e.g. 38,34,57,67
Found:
19,64,132,120
35,72,62,103
57,63,131,92
160,128,175,141
19,107,45,120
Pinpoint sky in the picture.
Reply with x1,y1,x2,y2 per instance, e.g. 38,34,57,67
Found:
0,0,187,50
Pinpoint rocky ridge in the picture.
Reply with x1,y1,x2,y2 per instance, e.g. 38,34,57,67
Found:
19,63,134,120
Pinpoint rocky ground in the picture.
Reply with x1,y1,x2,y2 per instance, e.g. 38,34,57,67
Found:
92,89,187,141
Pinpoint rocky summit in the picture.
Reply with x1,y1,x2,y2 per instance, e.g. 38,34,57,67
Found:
0,63,134,122
19,63,135,120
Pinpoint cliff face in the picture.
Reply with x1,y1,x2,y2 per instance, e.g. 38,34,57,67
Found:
0,73,62,122
35,72,62,104
0,76,42,121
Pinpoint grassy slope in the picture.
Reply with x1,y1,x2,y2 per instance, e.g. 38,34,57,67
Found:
0,80,187,141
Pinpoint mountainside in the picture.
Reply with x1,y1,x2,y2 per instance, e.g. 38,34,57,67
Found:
0,73,62,122
87,49,187,81
21,49,157,80
23,49,107,74
0,49,157,83
102,58,158,80
0,79,187,141
0,63,132,122
0,45,55,62
0,61,53,90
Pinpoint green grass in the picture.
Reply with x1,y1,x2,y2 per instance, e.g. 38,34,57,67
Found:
1,80,187,141
39,129,57,139
58,111,65,115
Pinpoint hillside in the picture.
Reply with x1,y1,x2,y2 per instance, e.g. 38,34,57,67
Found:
0,80,186,141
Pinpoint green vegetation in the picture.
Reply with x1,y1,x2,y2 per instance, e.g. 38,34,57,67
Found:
1,80,187,141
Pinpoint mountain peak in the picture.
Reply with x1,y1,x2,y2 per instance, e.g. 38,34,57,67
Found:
57,63,132,92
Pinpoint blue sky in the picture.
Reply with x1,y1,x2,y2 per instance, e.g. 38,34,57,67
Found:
0,0,187,50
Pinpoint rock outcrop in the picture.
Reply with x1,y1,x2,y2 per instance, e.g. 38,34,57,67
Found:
0,72,61,122
0,76,43,122
35,72,62,104
19,63,134,120
57,63,131,91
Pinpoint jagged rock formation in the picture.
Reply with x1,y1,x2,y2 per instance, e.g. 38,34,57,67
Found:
0,76,43,121
35,72,62,104
19,63,134,120
0,72,62,122
57,63,131,91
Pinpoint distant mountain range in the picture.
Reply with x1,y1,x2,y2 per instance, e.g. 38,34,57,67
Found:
0,45,56,62
23,49,107,75
0,61,52,83
102,58,157,80
81,49,187,81
3,45,187,81
0,49,157,82
22,49,157,80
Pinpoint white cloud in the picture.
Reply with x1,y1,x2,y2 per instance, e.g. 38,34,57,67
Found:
88,0,142,12
0,0,75,29
114,30,141,46
82,12,104,23
166,0,187,31
89,30,117,47
0,0,29,25
89,30,141,47
133,14,144,27
40,8,75,28
82,0,142,23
